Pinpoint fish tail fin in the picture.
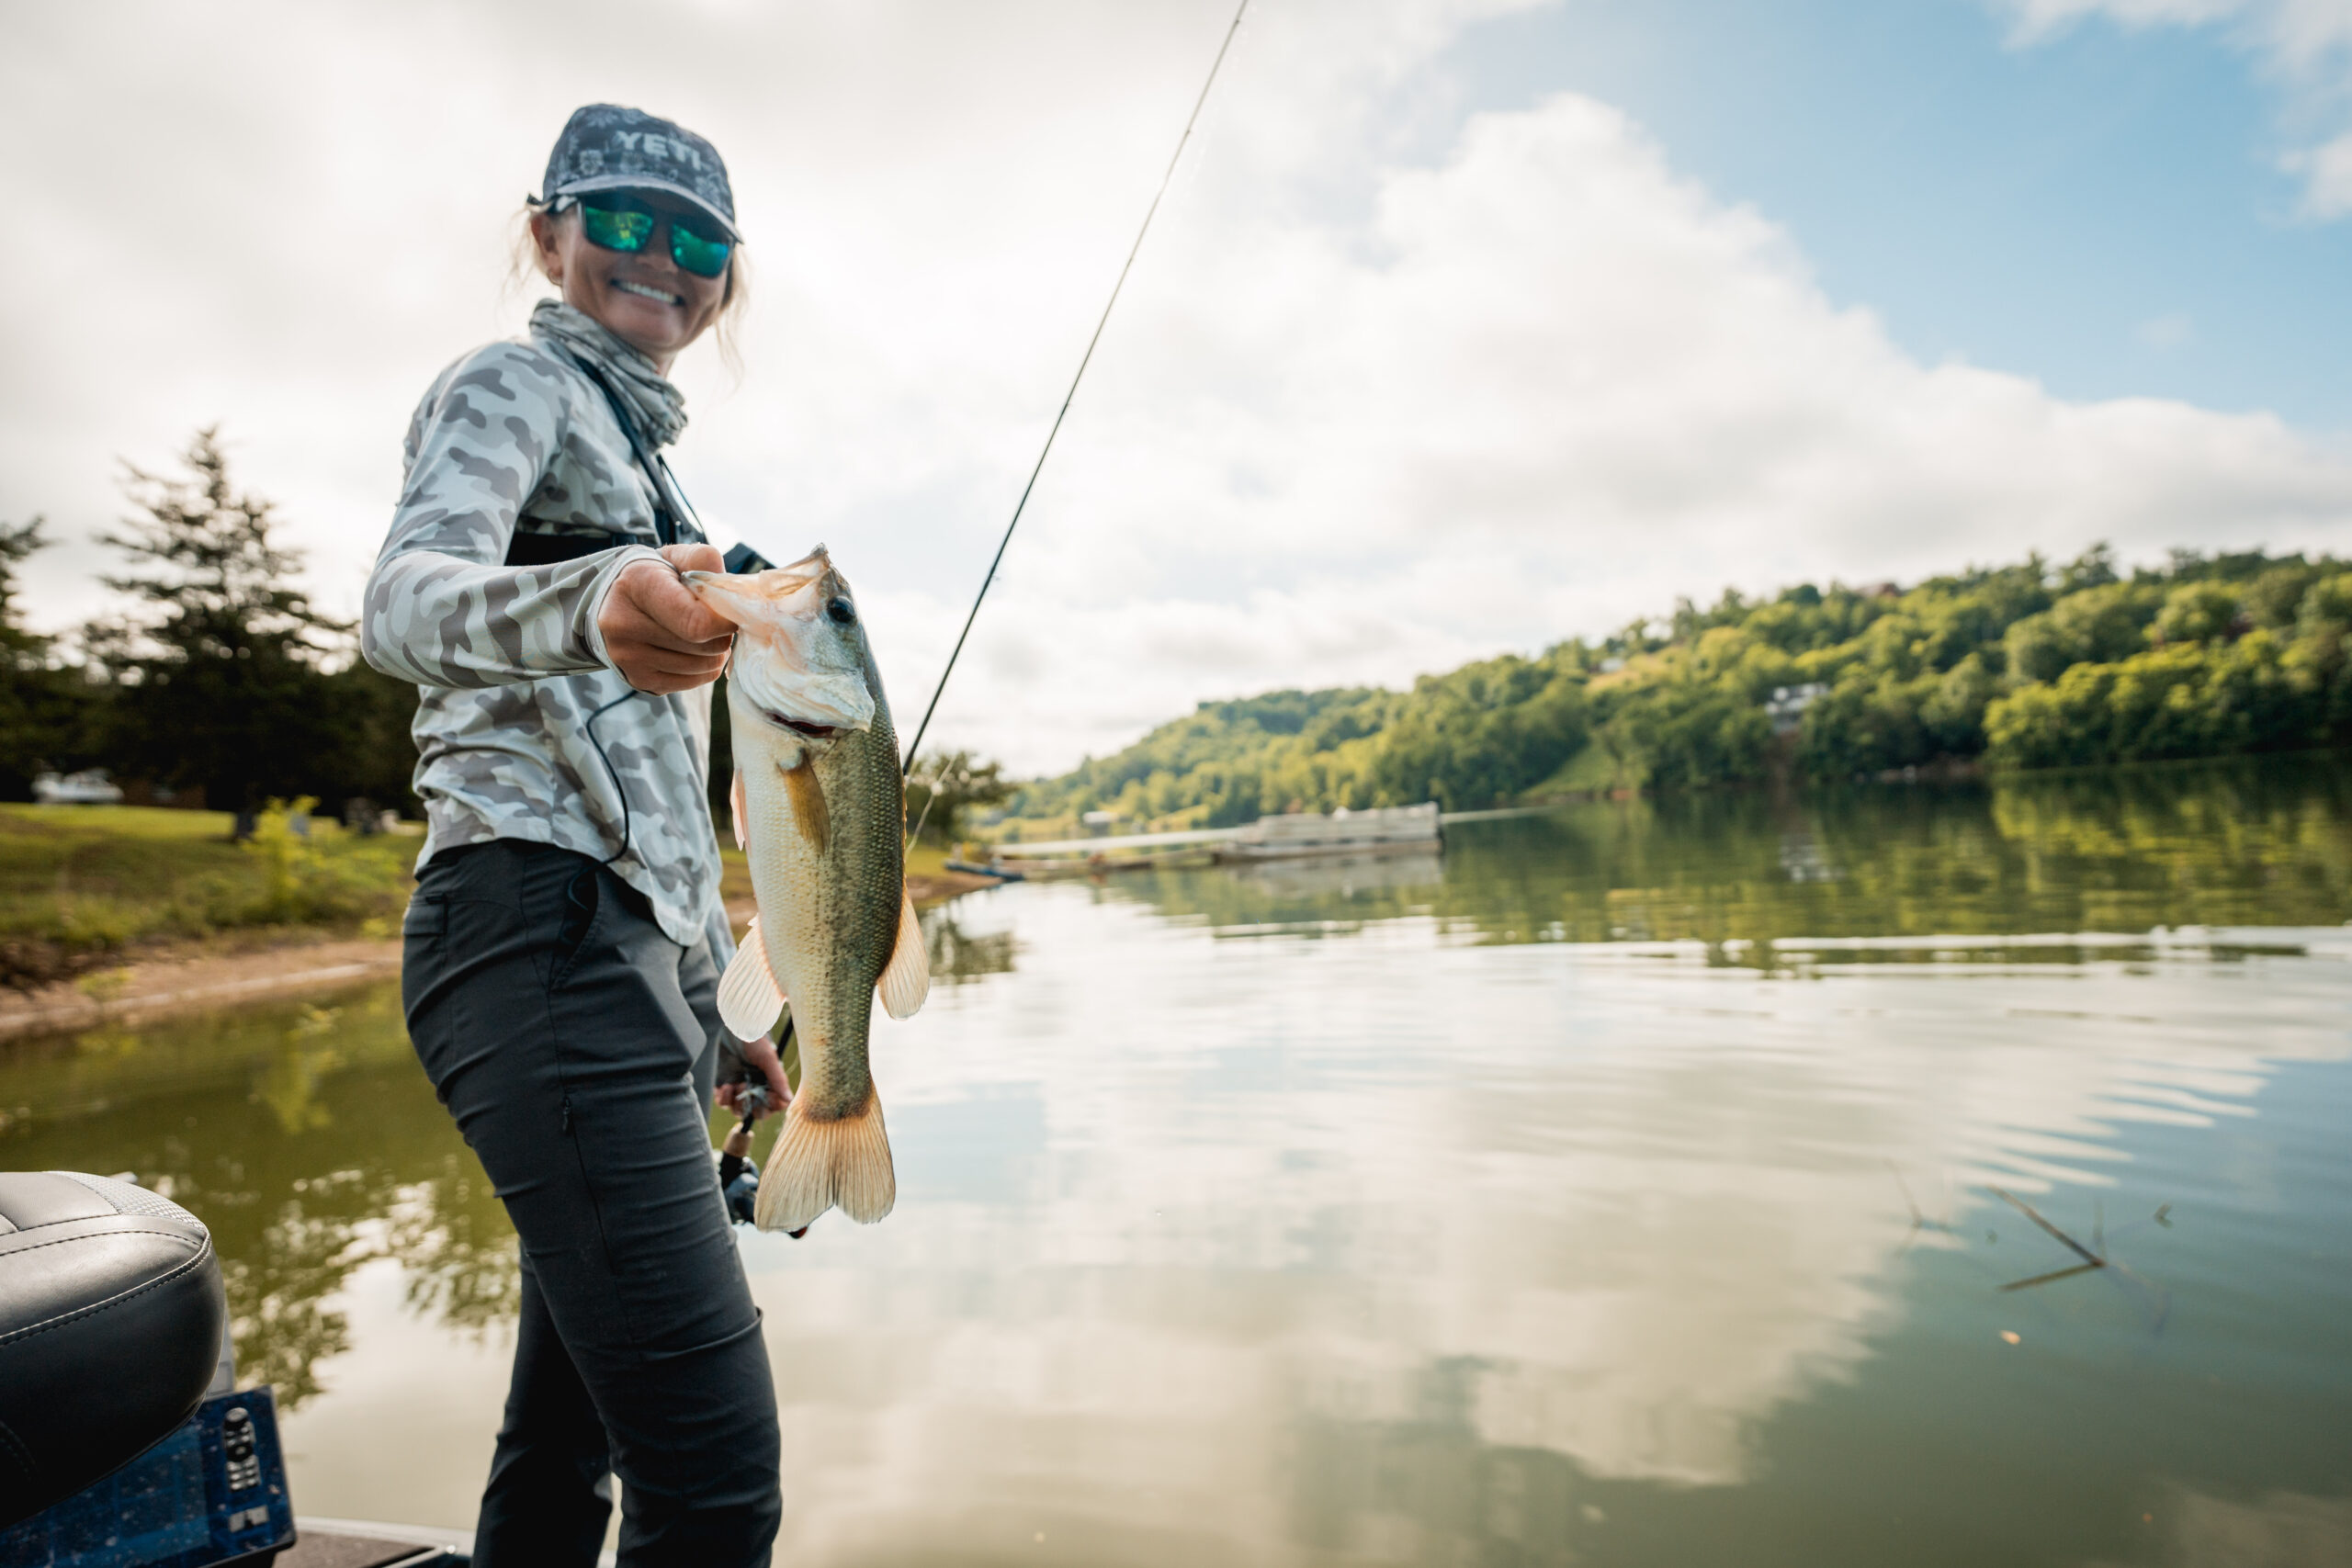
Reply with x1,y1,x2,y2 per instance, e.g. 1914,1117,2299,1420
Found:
753,1088,895,1231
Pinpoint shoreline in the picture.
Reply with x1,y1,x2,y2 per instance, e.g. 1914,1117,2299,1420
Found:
0,869,1001,1043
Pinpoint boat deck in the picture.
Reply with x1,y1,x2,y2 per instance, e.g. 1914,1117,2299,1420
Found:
283,1518,472,1568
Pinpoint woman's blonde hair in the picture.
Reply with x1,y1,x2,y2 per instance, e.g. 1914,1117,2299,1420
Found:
508,202,751,382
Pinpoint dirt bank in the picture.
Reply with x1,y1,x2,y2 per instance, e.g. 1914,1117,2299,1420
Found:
0,868,1002,1043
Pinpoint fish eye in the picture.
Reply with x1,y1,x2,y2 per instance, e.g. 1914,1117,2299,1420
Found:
826,596,857,626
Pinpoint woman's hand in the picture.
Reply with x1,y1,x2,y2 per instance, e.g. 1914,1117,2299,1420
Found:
600,543,735,693
717,1033,793,1121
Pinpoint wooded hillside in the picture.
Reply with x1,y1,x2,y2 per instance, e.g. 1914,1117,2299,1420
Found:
1006,547,2352,829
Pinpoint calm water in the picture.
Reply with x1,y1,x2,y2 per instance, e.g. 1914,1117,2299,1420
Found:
5,760,2349,1565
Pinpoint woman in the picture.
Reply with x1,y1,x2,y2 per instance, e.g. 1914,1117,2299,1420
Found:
363,104,790,1567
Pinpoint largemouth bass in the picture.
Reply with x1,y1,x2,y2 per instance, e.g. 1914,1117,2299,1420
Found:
686,547,929,1232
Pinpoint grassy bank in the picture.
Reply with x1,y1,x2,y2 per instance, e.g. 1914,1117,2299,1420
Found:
3,806,974,996
0,803,415,990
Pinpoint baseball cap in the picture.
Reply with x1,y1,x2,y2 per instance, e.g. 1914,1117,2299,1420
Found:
538,103,741,243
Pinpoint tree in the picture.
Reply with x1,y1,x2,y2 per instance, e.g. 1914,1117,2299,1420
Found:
906,750,1012,846
0,515,49,667
0,517,95,801
96,429,356,816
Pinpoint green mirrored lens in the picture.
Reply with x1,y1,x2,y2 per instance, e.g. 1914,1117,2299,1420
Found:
580,203,655,253
668,224,732,279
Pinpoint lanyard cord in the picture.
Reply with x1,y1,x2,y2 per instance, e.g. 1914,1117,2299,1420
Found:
555,347,695,548
898,0,1251,781
544,346,704,871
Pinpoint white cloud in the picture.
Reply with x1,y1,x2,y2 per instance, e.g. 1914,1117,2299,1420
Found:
2286,124,2352,214
919,85,2352,768
1997,1,2352,215
4,1,2350,777
2004,0,2252,36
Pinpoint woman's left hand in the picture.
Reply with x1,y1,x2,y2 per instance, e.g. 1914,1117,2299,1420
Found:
718,1033,792,1120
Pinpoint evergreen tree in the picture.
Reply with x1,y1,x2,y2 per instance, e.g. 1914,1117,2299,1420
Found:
0,517,90,801
96,429,354,815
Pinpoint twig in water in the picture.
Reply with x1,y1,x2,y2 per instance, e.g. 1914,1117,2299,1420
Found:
1987,1186,2105,1269
1889,1162,1957,1242
1998,1261,2104,1293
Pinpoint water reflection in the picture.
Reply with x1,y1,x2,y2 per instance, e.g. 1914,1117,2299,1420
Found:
1097,754,2352,951
2,759,2347,1563
922,908,1018,987
0,985,512,1409
724,893,2352,1564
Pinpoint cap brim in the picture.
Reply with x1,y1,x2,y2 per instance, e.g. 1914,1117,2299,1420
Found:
548,173,741,243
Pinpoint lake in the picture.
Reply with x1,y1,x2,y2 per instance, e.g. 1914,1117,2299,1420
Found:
4,758,2348,1566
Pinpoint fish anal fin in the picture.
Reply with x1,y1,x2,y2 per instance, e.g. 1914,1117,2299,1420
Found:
729,769,748,852
782,757,829,854
876,888,931,1020
716,915,786,1042
754,1088,895,1230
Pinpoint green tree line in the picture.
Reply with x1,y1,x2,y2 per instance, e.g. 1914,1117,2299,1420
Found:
1007,546,2352,829
1,430,420,817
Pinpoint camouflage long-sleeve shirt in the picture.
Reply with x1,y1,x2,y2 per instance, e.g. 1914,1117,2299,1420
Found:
363,300,732,962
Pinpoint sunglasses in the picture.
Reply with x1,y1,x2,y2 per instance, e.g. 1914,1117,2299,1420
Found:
574,197,735,280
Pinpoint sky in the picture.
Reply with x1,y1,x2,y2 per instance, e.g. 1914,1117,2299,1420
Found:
5,0,2352,774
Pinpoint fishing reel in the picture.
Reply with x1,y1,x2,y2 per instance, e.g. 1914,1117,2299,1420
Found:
718,1080,811,1237
717,1081,774,1225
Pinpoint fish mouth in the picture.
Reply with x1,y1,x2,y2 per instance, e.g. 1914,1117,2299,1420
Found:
767,712,841,740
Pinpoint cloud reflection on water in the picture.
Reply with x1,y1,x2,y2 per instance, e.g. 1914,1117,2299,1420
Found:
3,763,2346,1562
740,861,2352,1561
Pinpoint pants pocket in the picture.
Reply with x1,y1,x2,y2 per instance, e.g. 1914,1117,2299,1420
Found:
401,890,446,942
550,860,607,992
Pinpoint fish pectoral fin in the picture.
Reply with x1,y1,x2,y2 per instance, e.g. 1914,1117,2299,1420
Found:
754,1089,895,1230
729,768,748,852
717,915,786,1042
781,757,830,854
876,887,931,1020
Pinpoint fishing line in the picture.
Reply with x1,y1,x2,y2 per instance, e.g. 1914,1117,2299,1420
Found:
898,0,1253,781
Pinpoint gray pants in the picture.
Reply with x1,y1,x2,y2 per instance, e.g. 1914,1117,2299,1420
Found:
402,840,780,1568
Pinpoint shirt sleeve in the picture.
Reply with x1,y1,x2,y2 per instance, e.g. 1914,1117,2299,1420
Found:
361,343,659,689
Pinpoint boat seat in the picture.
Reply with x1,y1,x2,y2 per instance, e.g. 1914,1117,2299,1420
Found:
0,1170,225,1528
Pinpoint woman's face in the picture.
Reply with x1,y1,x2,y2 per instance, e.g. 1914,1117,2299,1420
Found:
533,193,729,369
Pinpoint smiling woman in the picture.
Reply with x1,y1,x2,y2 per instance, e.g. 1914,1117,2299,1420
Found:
517,184,752,380
357,102,788,1568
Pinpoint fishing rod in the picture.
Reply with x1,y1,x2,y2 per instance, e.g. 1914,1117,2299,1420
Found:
899,0,1252,782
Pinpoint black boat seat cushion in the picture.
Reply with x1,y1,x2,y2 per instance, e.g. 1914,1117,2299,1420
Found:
0,1170,226,1528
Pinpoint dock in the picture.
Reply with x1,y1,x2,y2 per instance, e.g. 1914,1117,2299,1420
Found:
989,802,1442,877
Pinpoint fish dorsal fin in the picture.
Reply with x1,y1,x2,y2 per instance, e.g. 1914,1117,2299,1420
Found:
729,768,747,852
717,915,786,1042
876,888,931,1020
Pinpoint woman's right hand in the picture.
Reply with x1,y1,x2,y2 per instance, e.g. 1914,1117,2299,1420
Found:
600,544,735,693
718,1033,793,1120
